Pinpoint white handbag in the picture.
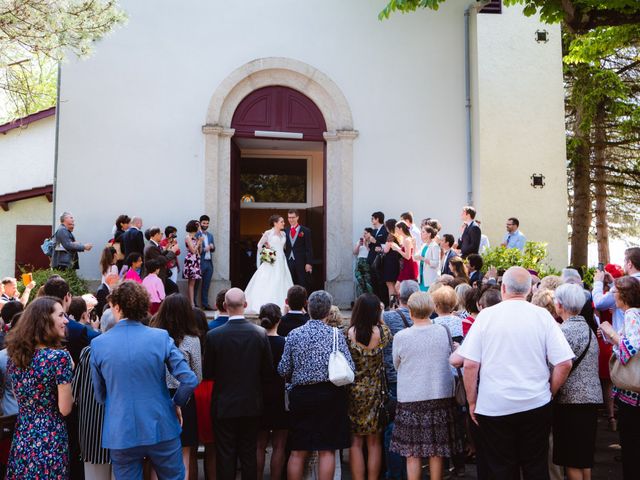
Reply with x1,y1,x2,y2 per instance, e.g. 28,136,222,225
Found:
328,327,354,386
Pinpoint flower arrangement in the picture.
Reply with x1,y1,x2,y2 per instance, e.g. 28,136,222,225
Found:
260,246,277,265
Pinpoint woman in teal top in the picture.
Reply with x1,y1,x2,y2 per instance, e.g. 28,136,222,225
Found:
415,226,440,291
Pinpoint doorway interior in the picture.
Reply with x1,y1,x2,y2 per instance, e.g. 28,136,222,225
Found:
230,138,325,290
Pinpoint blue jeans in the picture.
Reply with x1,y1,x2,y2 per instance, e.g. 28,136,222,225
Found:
384,382,406,480
110,436,183,480
200,259,214,307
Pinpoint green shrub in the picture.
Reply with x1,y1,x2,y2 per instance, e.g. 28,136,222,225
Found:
579,266,597,289
481,242,558,277
17,268,90,303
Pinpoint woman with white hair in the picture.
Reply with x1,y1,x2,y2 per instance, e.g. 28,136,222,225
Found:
552,283,602,480
391,292,462,480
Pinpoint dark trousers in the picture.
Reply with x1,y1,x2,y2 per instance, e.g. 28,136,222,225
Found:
199,259,214,307
383,382,406,479
469,414,490,480
213,416,260,480
617,399,640,480
370,265,388,307
66,407,84,480
476,402,552,480
164,278,179,296
287,258,310,293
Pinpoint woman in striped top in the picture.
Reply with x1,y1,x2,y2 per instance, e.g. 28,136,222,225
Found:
72,308,117,480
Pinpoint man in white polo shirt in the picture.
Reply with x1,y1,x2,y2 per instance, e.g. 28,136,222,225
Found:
456,266,573,480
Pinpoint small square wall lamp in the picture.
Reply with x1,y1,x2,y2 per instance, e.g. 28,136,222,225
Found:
535,30,549,43
531,174,545,188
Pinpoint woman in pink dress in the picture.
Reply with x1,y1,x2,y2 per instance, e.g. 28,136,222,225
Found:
183,220,203,307
391,221,418,288
123,253,143,283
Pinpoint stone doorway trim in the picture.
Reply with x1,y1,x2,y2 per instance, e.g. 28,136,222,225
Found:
202,57,358,306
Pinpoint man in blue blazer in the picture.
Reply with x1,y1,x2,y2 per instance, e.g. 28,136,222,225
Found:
196,215,215,309
90,281,198,480
440,234,459,276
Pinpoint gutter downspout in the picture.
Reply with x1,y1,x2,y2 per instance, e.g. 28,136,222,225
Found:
464,1,489,206
52,62,61,232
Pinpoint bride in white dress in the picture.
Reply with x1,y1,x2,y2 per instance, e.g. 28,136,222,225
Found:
245,215,293,314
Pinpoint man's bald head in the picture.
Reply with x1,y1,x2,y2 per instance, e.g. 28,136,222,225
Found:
502,266,532,298
224,288,247,315
131,216,143,228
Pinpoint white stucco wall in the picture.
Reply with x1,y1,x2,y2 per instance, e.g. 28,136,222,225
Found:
472,6,567,266
0,115,55,194
57,0,472,280
56,0,567,280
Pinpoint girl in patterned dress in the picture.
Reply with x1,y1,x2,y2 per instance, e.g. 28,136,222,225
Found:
5,297,74,479
183,220,203,307
346,294,391,480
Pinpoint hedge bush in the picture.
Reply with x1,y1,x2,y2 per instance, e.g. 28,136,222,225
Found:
17,268,89,303
481,242,560,278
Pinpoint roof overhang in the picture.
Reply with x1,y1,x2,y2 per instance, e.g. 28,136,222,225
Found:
0,107,56,135
0,185,53,211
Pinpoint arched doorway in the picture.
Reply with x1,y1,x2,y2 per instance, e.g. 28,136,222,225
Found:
202,57,358,306
229,86,326,290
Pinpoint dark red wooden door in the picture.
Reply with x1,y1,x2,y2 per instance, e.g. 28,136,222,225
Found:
15,225,52,276
229,140,242,287
231,86,326,141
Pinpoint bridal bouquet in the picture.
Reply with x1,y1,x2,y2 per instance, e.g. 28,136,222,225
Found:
260,246,277,265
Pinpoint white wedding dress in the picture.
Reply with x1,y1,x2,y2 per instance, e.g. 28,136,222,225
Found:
245,228,293,314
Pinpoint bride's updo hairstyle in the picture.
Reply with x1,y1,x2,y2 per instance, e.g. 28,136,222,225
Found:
269,215,282,228
259,303,282,330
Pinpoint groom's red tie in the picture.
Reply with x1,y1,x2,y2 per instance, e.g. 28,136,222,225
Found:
290,227,296,237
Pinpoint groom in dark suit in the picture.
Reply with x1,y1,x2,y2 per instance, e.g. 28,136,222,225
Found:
285,209,314,293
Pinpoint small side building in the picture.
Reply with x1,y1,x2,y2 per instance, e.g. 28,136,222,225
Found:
0,108,55,277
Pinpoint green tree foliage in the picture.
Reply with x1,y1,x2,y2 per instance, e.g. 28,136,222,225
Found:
380,0,640,267
380,0,640,33
0,0,126,120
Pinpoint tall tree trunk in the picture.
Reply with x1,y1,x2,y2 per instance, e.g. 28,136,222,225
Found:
593,102,610,264
570,101,592,268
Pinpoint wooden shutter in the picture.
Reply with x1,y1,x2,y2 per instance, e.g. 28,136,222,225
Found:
480,0,502,14
15,225,52,276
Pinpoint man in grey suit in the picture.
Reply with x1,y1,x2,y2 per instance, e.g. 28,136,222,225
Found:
90,281,198,479
204,288,273,480
51,212,93,270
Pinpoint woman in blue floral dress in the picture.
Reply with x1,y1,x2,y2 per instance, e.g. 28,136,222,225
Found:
5,296,74,479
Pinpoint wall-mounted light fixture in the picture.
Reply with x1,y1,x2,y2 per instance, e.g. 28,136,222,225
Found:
531,174,545,188
255,130,303,139
535,30,549,43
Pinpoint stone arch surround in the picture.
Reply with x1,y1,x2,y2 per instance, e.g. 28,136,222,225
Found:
202,57,358,306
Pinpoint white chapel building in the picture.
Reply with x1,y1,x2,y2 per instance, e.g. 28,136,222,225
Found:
54,0,567,305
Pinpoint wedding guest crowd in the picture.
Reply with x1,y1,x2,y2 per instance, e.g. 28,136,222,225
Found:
1,208,639,480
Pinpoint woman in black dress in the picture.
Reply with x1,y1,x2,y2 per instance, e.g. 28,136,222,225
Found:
257,303,288,480
382,218,401,307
